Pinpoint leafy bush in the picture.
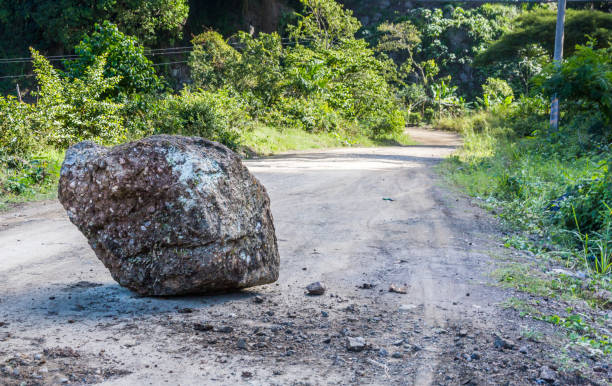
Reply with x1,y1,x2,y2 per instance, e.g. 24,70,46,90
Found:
553,160,612,237
481,78,514,109
148,89,245,149
232,32,285,108
287,0,361,49
538,43,612,132
0,97,36,156
0,0,188,93
31,48,126,148
407,112,422,125
187,0,406,137
64,21,163,97
389,5,518,98
189,30,240,90
264,96,347,133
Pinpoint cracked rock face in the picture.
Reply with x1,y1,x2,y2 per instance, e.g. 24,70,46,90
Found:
58,135,279,296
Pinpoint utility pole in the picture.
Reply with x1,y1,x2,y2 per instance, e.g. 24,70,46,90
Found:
549,0,567,130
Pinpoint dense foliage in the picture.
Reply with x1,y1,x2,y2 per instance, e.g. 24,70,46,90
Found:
441,43,611,275
188,0,405,137
476,9,612,66
64,22,163,98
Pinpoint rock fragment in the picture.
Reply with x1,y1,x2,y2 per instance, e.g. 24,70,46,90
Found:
389,284,407,294
306,281,327,295
539,366,556,383
493,336,515,350
346,336,367,352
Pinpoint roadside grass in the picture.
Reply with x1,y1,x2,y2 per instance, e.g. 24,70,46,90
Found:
439,110,612,361
241,125,415,155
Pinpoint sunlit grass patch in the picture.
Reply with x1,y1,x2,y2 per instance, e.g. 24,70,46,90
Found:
241,124,415,155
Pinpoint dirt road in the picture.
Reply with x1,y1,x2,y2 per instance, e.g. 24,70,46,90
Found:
0,129,568,385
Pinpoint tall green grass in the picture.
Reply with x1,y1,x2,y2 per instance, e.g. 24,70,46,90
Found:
438,111,610,259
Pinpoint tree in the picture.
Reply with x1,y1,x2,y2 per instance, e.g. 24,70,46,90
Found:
288,0,361,49
64,21,162,97
0,0,188,55
189,30,240,90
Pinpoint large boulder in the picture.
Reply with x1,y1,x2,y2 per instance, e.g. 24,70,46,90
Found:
58,135,279,296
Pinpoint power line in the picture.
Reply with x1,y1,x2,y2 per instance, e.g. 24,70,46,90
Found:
152,60,189,66
0,47,197,64
0,73,34,80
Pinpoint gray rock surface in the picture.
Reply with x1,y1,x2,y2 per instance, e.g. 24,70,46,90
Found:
58,135,279,295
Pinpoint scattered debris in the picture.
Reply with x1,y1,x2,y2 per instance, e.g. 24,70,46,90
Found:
357,283,376,289
193,323,214,332
66,281,103,290
237,338,248,350
43,347,80,358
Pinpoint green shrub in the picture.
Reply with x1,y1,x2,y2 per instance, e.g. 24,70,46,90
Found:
424,107,435,122
538,43,612,132
0,96,36,156
407,112,422,125
31,49,126,148
482,77,514,109
553,160,612,236
287,0,361,49
265,96,347,133
186,0,405,139
149,89,244,149
189,30,240,90
64,21,163,98
232,32,285,108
